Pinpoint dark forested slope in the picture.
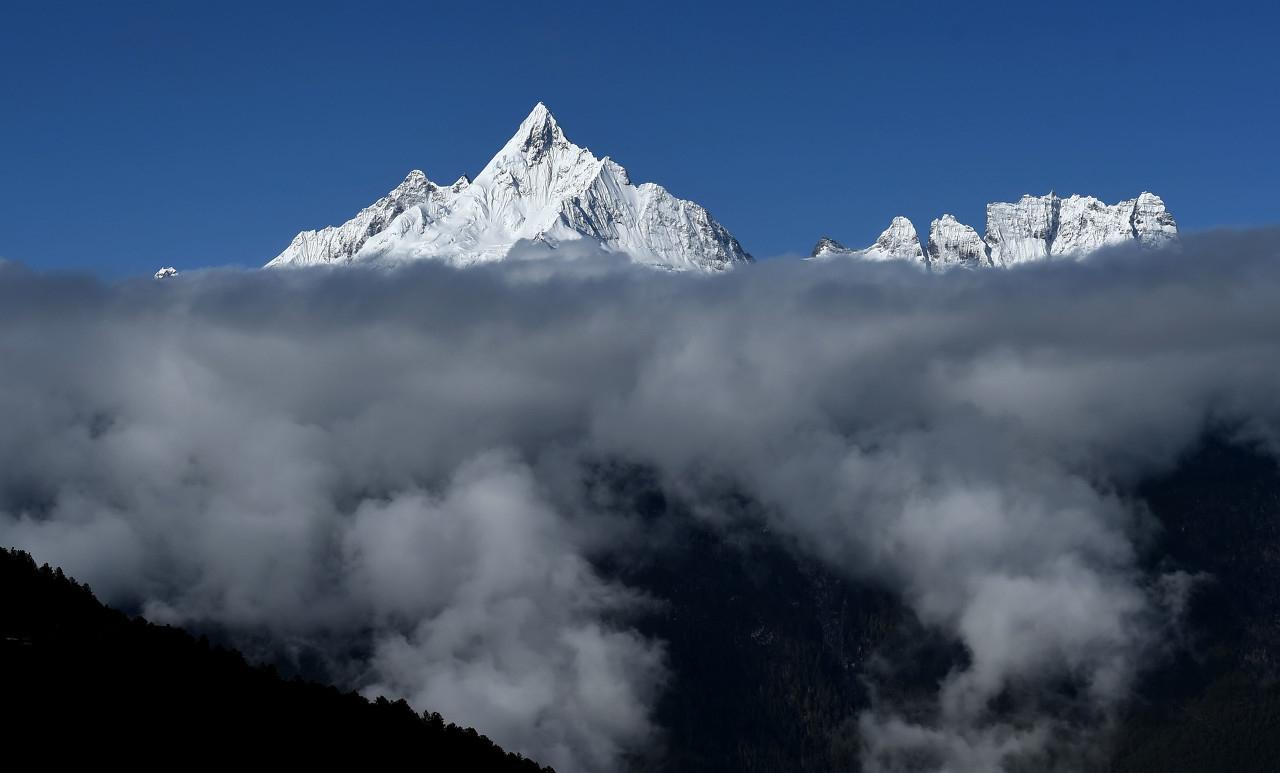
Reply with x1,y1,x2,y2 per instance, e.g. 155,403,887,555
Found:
0,546,552,769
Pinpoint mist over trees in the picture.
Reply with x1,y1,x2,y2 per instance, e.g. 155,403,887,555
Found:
0,546,553,770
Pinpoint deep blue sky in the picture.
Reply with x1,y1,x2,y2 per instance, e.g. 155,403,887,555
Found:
2,0,1277,276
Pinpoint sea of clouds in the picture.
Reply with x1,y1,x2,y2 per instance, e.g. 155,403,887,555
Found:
3,230,1280,772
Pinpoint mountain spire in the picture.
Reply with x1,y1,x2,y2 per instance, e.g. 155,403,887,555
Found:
266,103,752,271
511,102,566,158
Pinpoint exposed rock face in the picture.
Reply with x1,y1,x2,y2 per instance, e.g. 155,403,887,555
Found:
810,236,855,259
267,104,752,272
1131,192,1178,248
927,215,990,270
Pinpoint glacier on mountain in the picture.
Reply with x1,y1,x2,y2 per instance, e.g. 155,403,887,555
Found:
815,192,1177,270
267,104,752,272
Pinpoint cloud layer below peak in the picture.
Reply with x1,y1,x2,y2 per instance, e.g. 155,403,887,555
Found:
3,230,1280,771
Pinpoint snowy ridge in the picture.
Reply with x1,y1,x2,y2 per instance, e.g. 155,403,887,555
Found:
265,171,459,268
268,104,752,272
986,191,1178,267
816,192,1177,271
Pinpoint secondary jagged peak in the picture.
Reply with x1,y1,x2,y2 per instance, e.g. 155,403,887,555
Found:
1132,192,1177,248
808,217,925,265
393,169,432,195
865,216,925,263
264,171,438,268
598,156,631,186
928,215,989,270
810,236,851,259
812,191,1177,272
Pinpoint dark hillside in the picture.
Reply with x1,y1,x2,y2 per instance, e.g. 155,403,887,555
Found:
0,546,552,770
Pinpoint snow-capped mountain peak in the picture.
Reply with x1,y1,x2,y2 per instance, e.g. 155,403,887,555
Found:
268,104,752,271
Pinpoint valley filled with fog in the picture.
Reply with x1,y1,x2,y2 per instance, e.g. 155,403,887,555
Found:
4,232,1280,770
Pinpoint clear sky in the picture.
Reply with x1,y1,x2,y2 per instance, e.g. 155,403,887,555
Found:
2,0,1277,276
